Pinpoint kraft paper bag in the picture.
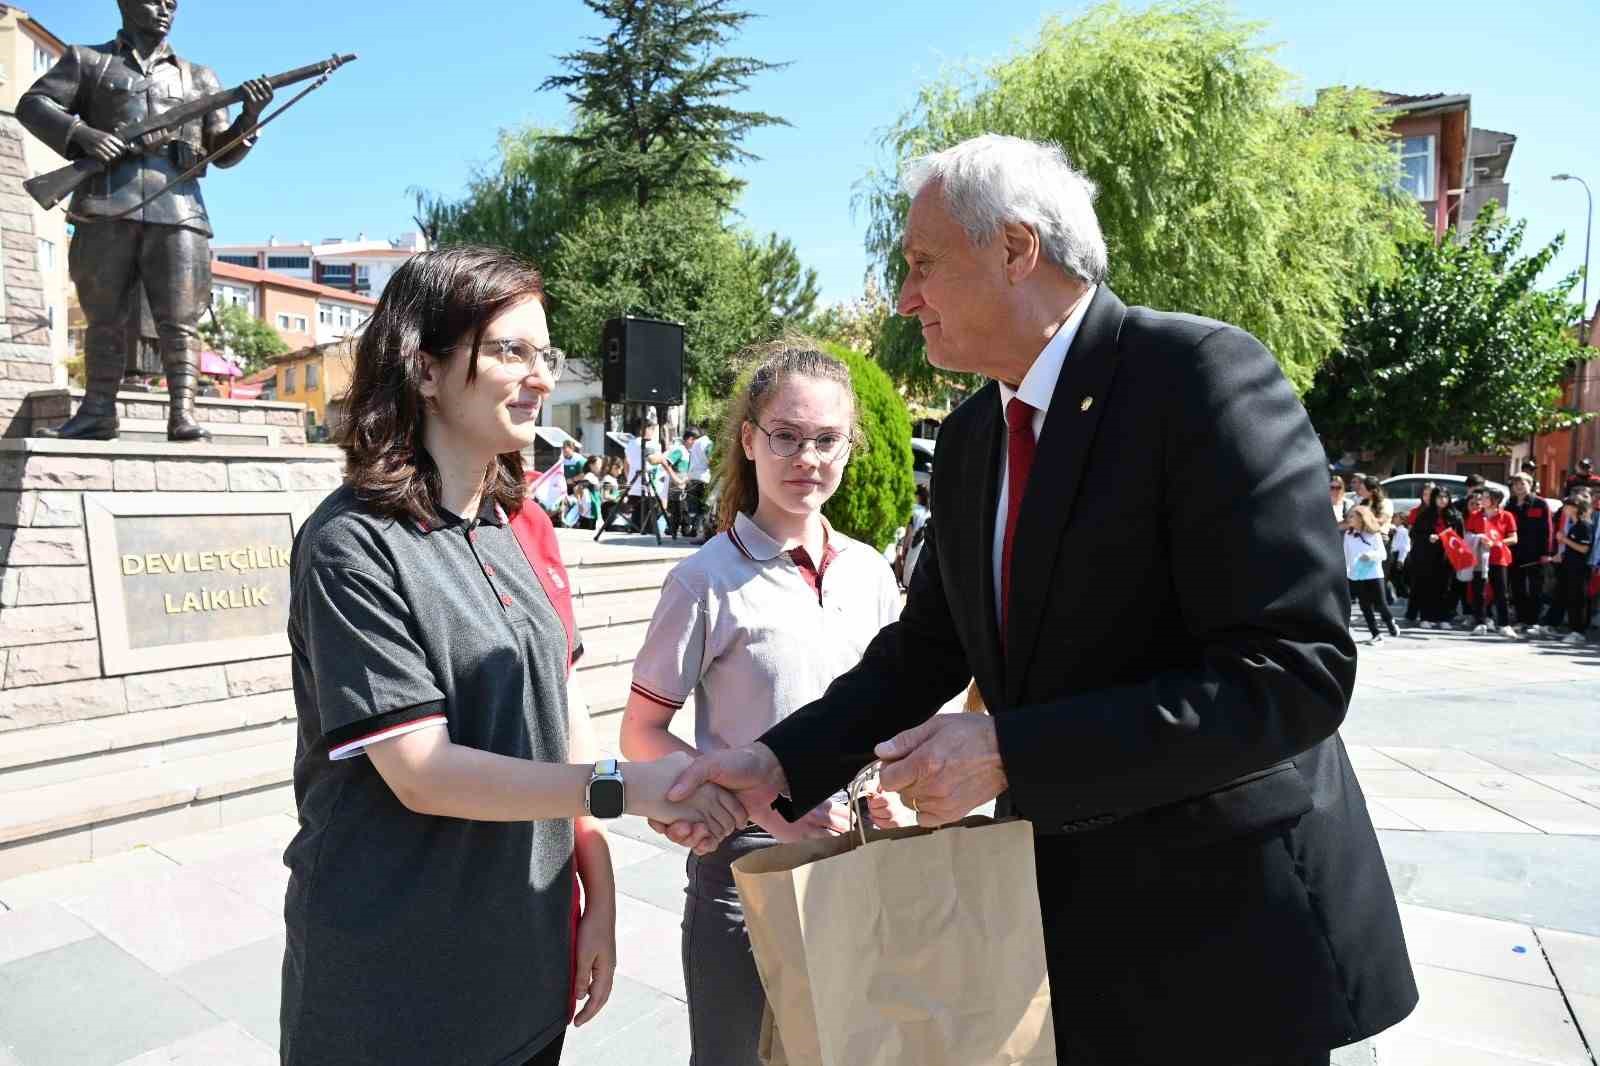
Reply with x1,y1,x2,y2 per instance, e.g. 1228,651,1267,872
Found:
733,807,1056,1066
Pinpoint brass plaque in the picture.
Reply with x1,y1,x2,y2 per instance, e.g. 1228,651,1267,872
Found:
113,513,293,649
83,492,309,675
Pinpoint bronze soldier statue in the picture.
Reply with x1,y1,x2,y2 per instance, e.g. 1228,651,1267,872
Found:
17,0,273,441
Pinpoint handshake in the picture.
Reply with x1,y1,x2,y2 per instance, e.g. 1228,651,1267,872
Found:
626,713,1010,855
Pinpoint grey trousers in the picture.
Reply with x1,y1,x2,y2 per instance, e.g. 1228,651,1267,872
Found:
683,826,774,1066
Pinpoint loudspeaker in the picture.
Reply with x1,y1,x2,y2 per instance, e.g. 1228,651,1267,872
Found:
602,316,684,404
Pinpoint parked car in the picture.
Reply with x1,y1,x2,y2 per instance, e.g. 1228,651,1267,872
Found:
911,437,935,489
1381,473,1510,522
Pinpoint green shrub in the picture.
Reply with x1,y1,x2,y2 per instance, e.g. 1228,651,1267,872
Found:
823,343,915,550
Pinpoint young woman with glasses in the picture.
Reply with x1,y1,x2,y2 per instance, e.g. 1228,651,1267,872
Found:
618,338,916,1065
281,246,742,1066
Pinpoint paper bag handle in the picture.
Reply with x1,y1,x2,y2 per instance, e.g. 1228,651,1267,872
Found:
847,762,883,847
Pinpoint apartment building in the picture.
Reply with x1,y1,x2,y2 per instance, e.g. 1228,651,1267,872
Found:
213,232,427,299
0,5,69,373
210,260,376,351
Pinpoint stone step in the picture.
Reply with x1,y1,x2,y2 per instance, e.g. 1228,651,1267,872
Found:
573,588,662,632
0,733,296,878
0,692,296,792
569,561,678,599
555,530,698,570
577,620,652,672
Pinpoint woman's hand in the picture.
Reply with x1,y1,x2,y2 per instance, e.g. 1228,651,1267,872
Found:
748,798,850,843
626,752,746,844
572,895,616,1026
867,787,919,829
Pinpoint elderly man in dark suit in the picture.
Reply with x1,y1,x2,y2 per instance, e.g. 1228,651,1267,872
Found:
663,133,1417,1065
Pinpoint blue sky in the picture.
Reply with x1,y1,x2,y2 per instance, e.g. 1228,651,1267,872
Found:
33,1,1600,314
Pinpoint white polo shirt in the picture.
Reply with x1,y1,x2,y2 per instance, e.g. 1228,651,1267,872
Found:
630,511,902,754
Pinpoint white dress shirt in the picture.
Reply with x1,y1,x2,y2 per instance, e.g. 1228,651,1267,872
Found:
993,287,1096,623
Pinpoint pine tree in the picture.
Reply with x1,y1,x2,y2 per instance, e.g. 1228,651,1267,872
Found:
539,0,788,210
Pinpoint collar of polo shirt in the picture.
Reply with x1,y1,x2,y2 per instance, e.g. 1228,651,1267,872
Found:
729,511,839,562
417,495,508,535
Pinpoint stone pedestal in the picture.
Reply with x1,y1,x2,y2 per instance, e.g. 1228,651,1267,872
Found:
12,389,309,445
0,438,342,733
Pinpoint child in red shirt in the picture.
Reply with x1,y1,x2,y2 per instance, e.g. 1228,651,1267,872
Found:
1466,487,1518,636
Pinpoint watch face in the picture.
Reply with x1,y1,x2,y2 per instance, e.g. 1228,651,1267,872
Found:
589,777,625,819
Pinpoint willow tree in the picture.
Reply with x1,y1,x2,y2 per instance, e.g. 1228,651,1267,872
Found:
861,1,1422,397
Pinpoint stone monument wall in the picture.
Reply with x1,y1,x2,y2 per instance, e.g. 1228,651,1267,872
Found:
0,438,343,733
0,113,58,440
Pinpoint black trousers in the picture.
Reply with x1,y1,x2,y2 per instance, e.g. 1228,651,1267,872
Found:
1472,566,1509,627
523,1033,564,1065
1559,568,1591,631
1352,578,1396,639
1508,562,1544,625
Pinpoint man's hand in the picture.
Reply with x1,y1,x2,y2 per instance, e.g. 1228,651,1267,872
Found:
875,714,1007,827
653,744,789,854
625,752,746,845
69,125,128,163
240,76,274,119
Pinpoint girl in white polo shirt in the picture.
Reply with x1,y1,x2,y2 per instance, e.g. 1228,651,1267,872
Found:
620,339,913,1066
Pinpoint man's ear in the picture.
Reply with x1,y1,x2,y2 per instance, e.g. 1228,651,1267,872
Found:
1001,222,1041,285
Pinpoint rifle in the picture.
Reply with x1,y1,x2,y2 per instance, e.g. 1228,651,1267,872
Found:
24,52,357,211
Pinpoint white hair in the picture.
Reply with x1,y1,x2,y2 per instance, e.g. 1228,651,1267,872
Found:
900,134,1108,285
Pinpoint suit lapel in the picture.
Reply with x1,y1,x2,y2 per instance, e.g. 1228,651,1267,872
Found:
1005,287,1129,706
966,382,1005,699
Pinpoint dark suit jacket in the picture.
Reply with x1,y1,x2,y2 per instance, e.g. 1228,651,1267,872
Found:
761,287,1418,1065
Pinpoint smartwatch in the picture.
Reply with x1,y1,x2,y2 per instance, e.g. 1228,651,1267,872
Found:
586,759,625,819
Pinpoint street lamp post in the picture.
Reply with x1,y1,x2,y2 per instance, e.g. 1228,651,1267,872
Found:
1554,173,1593,476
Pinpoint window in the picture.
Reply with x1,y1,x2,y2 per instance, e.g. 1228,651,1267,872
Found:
337,306,352,328
319,263,354,283
266,255,311,271
218,254,257,268
306,363,319,390
318,307,333,325
355,265,372,290
294,316,308,332
283,367,296,393
276,313,291,329
33,43,54,74
36,238,53,272
1397,135,1436,201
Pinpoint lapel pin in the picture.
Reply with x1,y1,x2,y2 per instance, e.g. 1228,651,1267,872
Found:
1080,396,1094,412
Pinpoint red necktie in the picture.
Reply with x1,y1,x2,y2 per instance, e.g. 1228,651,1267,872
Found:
1001,397,1037,637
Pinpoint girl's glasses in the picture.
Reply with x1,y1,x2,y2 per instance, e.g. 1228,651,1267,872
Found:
464,338,566,382
751,422,852,462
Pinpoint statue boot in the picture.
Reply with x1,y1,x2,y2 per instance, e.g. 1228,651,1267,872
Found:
38,351,123,441
163,349,212,443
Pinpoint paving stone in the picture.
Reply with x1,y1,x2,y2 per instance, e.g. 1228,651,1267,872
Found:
607,826,669,871
1482,801,1600,836
1375,748,1508,774
151,814,297,867
1429,772,1574,805
615,848,688,914
0,935,218,1066
170,935,285,1052
1396,904,1554,988
1537,928,1600,997
1359,769,1466,801
1365,799,1423,831
185,847,288,915
564,990,691,1066
1471,752,1600,777
1567,992,1600,1054
1379,798,1542,834
0,848,181,910
60,867,280,975
613,893,686,1001
1344,744,1408,771
1372,1030,1572,1065
0,827,92,881
1526,775,1600,807
561,972,681,1062
112,1022,277,1066
1390,963,1591,1065
0,901,94,966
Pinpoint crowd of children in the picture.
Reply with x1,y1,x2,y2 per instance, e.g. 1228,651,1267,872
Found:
1338,470,1599,647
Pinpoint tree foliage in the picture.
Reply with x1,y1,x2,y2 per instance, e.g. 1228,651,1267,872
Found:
539,0,788,210
200,303,288,373
822,343,916,550
1304,203,1589,459
860,0,1422,396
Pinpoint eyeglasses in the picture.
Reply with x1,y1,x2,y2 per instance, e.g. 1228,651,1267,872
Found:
751,421,852,462
465,338,566,382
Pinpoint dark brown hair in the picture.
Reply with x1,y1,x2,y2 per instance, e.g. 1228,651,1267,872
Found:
339,246,545,527
715,336,860,532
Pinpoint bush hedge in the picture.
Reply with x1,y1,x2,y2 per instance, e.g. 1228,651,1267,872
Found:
823,343,915,551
